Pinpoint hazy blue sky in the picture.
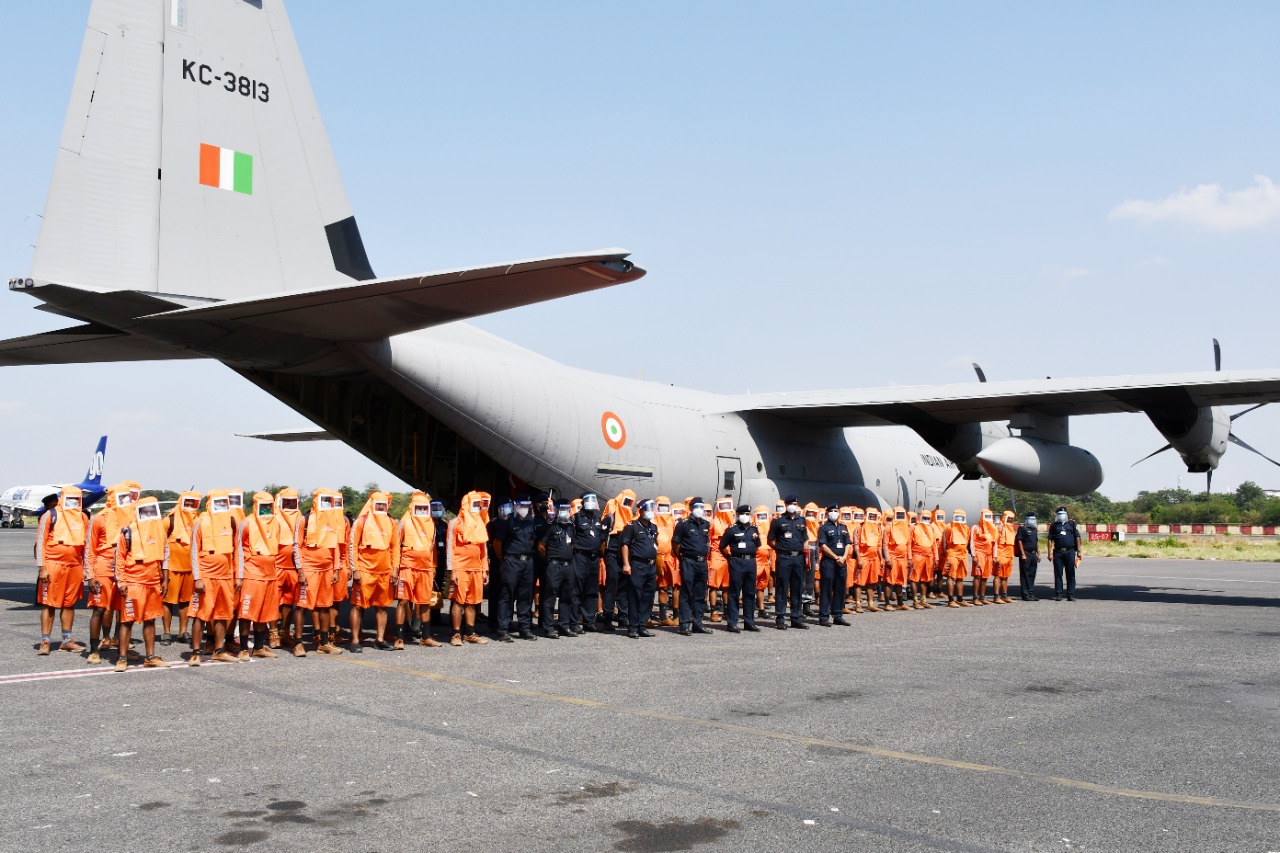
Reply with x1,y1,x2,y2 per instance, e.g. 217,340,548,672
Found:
2,1,1278,498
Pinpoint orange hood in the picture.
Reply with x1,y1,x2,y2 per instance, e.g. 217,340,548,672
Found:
304,488,345,549
356,490,394,550
609,489,637,535
245,492,278,557
198,490,236,555
402,491,435,551
167,491,201,546
127,497,167,563
51,485,88,546
455,490,491,545
803,502,821,540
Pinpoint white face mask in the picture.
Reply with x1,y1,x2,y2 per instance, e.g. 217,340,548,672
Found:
1026,517,1037,527
691,506,705,520
515,506,529,518
787,503,800,514
737,513,750,524
827,511,838,522
431,506,444,519
642,509,655,521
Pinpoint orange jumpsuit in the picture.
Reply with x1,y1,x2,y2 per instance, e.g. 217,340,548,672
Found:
274,490,301,606
86,484,133,612
294,491,344,611
448,491,491,605
855,516,883,585
163,492,200,605
753,507,774,592
944,521,970,579
114,501,168,624
995,512,1017,579
397,494,437,605
910,516,936,583
707,499,735,590
970,514,997,579
238,497,282,624
350,492,399,609
36,490,88,609
191,501,237,622
883,509,912,586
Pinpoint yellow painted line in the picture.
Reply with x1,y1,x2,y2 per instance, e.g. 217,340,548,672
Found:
330,656,1280,813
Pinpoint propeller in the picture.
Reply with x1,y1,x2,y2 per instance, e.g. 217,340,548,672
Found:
941,471,965,495
972,363,988,383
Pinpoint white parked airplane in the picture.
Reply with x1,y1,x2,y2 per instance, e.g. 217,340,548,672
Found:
3,1,1279,513
0,436,108,528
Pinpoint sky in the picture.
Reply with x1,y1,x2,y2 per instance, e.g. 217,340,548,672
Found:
1,1,1278,499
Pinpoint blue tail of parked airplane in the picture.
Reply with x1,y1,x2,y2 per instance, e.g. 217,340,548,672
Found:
74,435,108,507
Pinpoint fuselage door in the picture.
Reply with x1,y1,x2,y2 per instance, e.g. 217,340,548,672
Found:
716,456,742,504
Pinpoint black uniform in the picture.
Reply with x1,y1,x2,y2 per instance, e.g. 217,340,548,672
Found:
816,519,853,621
485,515,510,634
621,517,659,634
497,513,538,635
539,515,576,635
1049,517,1081,598
570,510,606,631
601,512,630,630
671,515,712,630
719,521,761,629
768,513,807,625
1014,523,1039,599
431,511,449,626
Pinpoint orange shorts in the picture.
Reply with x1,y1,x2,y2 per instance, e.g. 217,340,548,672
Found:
38,561,83,609
297,569,334,610
450,569,484,605
277,568,300,607
885,554,910,586
657,555,679,588
351,572,393,609
397,568,437,606
86,572,121,611
852,554,881,586
239,577,282,623
971,552,993,579
193,577,236,622
756,554,772,590
120,583,164,623
995,552,1014,579
707,553,728,588
910,555,934,583
331,565,349,603
945,552,969,580
163,570,193,605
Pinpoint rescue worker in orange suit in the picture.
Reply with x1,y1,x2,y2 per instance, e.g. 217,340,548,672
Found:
654,497,680,627
882,506,912,611
910,510,936,610
601,490,636,632
236,492,283,660
844,508,865,608
397,492,441,647
943,509,972,607
190,491,240,664
84,482,136,663
994,510,1018,604
36,486,89,656
495,493,540,642
293,489,345,655
348,491,400,651
816,505,853,627
620,498,660,639
272,488,303,652
969,509,998,606
930,505,947,597
161,491,201,647
110,496,170,671
753,506,774,622
718,504,763,632
766,496,807,630
538,498,576,638
706,497,735,622
447,491,491,646
569,491,606,634
852,508,884,613
227,490,246,525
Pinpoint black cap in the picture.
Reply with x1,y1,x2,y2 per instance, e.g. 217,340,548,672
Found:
689,496,705,507
514,492,531,504
826,504,839,513
784,494,799,504
555,498,572,509
736,504,750,514
1056,505,1068,513
534,491,550,501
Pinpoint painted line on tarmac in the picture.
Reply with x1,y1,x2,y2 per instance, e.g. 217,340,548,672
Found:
1103,574,1280,585
0,660,231,685
332,655,1280,814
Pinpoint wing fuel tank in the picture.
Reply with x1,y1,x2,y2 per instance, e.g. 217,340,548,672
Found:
975,437,1103,496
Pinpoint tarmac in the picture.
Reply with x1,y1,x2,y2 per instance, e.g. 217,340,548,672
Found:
1,529,1276,852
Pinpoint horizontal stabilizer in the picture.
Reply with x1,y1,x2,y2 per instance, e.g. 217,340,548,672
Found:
0,324,199,366
142,251,644,341
721,371,1280,427
236,429,334,442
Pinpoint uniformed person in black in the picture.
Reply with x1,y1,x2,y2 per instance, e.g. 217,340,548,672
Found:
601,496,633,632
621,499,659,639
1048,505,1081,601
531,491,551,628
1014,513,1040,601
719,504,762,632
495,494,538,642
485,498,513,636
538,499,576,638
570,492,606,634
817,504,853,626
767,495,808,630
671,497,712,635
430,499,449,627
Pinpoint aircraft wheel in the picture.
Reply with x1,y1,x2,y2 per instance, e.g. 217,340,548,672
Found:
11,518,22,529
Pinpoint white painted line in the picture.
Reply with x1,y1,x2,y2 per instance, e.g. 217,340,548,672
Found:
0,660,233,685
1102,574,1280,585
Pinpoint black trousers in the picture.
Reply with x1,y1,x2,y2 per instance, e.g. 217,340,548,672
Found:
572,550,600,629
539,559,574,632
818,558,847,618
678,555,708,629
498,555,535,634
627,561,657,632
1018,556,1038,596
603,548,630,625
726,558,757,628
804,543,819,598
1052,549,1077,596
774,552,805,620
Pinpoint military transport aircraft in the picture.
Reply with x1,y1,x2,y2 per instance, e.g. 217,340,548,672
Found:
3,0,1279,512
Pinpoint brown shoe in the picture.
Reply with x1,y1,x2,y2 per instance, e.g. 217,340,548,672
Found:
852,606,864,614
60,639,87,653
709,612,722,623
463,634,489,645
186,652,202,666
113,658,128,672
252,648,278,659
947,600,960,608
37,640,50,656
645,619,655,629
921,601,934,609
212,651,238,663
268,629,281,649
237,649,251,662
292,644,307,657
660,617,680,628
843,606,853,614
393,638,405,650
316,643,343,655
99,638,116,651
866,605,880,613
86,651,102,665
419,636,442,648
144,656,168,668
884,604,897,612
450,633,463,647
959,600,973,607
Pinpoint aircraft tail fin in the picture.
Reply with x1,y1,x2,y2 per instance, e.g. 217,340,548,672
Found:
33,0,372,300
77,436,108,490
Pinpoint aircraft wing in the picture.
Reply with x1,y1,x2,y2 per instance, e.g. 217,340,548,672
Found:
236,429,334,442
139,251,645,341
0,324,201,366
717,371,1280,428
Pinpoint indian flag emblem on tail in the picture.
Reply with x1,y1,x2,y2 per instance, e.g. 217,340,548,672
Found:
198,143,253,195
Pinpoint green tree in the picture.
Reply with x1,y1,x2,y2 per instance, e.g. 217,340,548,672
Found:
1234,481,1267,512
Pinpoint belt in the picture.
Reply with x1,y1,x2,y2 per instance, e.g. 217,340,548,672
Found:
631,558,656,566
683,554,707,561
776,549,803,556
507,554,532,561
548,558,572,566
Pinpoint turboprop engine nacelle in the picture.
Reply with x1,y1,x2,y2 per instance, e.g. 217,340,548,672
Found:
974,437,1103,496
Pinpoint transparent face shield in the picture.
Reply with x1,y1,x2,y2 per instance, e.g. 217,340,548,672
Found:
278,497,298,512
211,498,229,514
117,492,135,507
182,497,200,511
498,502,513,519
755,511,769,524
804,509,818,522
840,511,853,523
582,494,599,511
716,500,733,515
412,504,430,518
896,511,906,521
774,502,786,515
657,502,671,516
318,495,334,511
63,496,81,510
853,512,865,523
228,493,243,509
136,502,161,522
672,507,687,520
430,502,444,518
556,505,571,520
257,501,274,518
333,496,344,510
470,501,484,514
372,501,389,515
621,496,635,511
982,513,993,522
954,515,966,525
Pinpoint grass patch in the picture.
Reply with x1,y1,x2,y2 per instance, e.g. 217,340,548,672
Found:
1085,538,1280,562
